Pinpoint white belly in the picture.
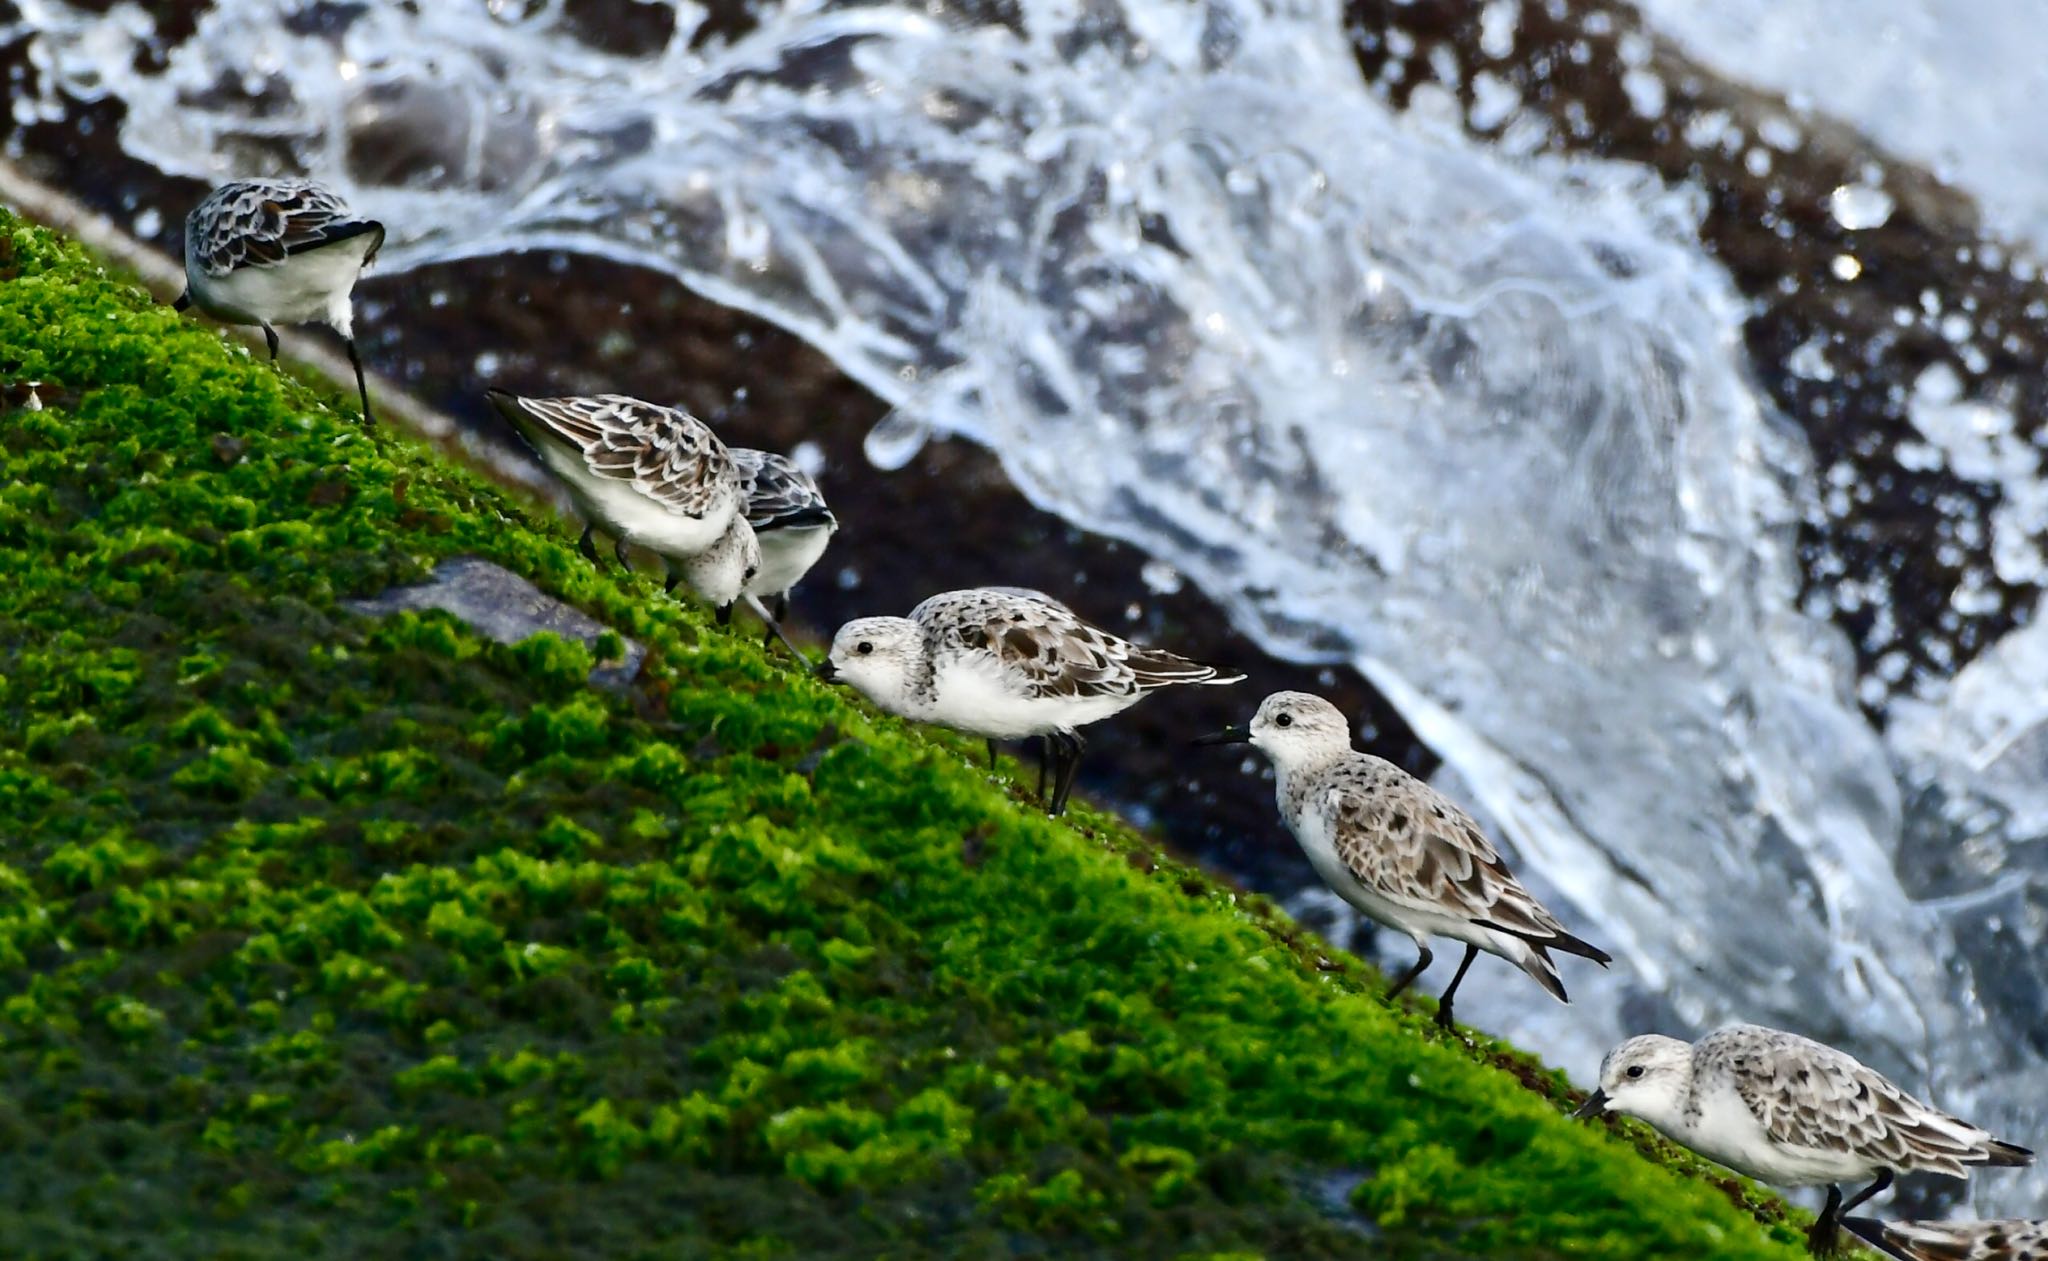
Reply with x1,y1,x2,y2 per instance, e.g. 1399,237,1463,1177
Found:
1680,1083,1878,1187
191,238,375,333
749,523,834,598
925,655,1139,739
533,440,737,559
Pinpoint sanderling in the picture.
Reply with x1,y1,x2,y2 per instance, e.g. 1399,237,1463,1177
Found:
1194,691,1610,1029
1847,1217,2048,1261
730,446,837,648
1575,1024,2033,1254
815,586,1243,815
485,390,757,612
177,179,384,427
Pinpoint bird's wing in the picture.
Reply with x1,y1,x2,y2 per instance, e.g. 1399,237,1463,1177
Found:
911,588,1213,702
1324,758,1579,943
1845,1219,2048,1261
1707,1027,1995,1177
500,393,735,519
189,180,384,277
731,448,833,530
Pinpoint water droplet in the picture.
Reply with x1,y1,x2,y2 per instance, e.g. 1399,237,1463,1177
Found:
863,407,930,471
1140,560,1183,595
1828,184,1894,231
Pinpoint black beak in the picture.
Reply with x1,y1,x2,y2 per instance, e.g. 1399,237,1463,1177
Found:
715,602,734,626
1191,724,1252,747
1571,1089,1610,1120
173,290,191,312
814,659,840,683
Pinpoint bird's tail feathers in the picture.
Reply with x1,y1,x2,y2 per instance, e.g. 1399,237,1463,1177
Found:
1540,926,1613,966
1976,1138,2035,1168
1128,649,1244,690
1510,940,1569,1004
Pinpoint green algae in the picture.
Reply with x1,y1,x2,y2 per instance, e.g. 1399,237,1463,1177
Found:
0,208,1810,1258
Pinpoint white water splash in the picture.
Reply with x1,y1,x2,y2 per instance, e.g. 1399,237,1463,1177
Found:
1637,0,2048,257
14,0,2048,1210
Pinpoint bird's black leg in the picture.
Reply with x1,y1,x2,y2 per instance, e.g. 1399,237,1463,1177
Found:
986,739,999,772
764,595,790,649
757,612,807,661
578,525,602,566
1434,943,1480,1029
1835,1170,1892,1219
1384,944,1435,1001
262,323,280,362
664,570,680,594
345,336,375,428
615,538,632,570
1038,733,1069,811
173,290,192,312
1048,730,1086,816
1806,1184,1848,1255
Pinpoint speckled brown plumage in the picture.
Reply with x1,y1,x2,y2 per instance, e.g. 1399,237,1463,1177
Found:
910,588,1241,705
499,393,738,520
185,178,383,277
1696,1026,2031,1179
1286,753,1591,950
1847,1218,2048,1261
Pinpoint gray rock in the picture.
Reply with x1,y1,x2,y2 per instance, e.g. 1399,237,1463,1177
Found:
348,557,645,690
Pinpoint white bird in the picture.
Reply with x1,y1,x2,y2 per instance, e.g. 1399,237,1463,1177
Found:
1194,691,1610,1029
177,179,384,427
729,447,837,648
816,587,1242,814
1847,1218,2048,1261
485,390,759,612
1576,1024,2033,1254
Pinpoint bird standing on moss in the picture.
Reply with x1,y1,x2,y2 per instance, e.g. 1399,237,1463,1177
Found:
485,390,745,585
816,587,1243,815
1576,1024,2033,1255
1194,692,1610,1030
176,179,384,427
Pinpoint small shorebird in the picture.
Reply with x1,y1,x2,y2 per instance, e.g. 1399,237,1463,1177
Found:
1576,1024,2033,1254
178,179,384,427
730,447,837,648
485,390,758,613
1194,691,1610,1028
1846,1217,2048,1261
816,587,1242,815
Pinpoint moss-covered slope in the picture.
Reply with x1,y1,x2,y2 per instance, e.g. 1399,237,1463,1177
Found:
0,209,1807,1259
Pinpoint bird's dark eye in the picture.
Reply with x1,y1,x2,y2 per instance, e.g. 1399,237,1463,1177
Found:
1625,1065,1645,1080
744,566,758,580
856,641,873,655
1275,713,1293,728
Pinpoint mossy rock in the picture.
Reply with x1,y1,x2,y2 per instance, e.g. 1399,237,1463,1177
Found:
0,209,1809,1258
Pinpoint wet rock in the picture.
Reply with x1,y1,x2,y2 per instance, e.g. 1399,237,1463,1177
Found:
347,556,645,689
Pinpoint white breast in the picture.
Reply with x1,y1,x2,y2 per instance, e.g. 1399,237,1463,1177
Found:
192,237,375,332
1680,1080,1878,1187
925,652,1140,739
750,523,834,597
1281,779,1431,946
